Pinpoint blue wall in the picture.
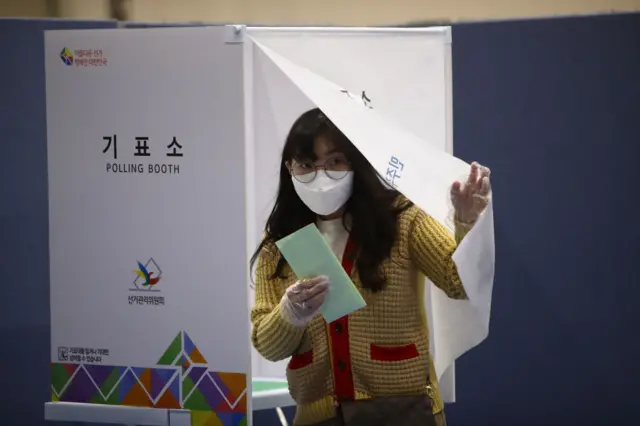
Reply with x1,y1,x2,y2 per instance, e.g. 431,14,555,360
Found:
1,12,638,426
449,12,640,426
0,18,117,426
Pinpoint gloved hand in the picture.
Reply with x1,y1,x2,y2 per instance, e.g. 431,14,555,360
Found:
279,276,330,328
451,161,491,223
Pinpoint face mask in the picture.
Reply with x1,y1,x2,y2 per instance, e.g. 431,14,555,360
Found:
292,172,354,216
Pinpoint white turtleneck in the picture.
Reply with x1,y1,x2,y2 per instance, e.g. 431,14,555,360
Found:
317,217,349,260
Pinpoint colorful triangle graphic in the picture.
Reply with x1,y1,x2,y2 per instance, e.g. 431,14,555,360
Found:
150,369,169,400
184,331,196,354
190,346,207,364
183,386,212,411
84,365,116,389
153,367,177,385
174,354,185,366
216,412,247,426
215,393,247,414
211,372,247,412
191,410,222,426
154,385,181,409
158,332,182,365
138,368,153,395
62,363,79,376
100,367,125,397
51,363,74,395
132,367,147,378
59,367,94,403
184,332,207,363
122,379,153,407
167,373,180,406
188,366,208,384
118,369,136,401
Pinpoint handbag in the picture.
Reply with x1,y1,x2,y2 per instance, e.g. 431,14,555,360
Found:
339,395,438,426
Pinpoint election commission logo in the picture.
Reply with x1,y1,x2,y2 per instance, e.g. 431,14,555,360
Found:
129,258,165,307
60,47,73,66
59,46,108,68
133,258,163,291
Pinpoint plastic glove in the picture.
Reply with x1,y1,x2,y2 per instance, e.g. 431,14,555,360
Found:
451,161,491,224
279,276,330,328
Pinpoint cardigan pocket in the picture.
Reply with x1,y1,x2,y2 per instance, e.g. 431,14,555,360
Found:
370,343,419,362
288,349,313,370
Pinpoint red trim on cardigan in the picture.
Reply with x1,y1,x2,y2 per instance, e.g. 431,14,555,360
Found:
288,350,313,370
370,343,419,362
329,235,357,401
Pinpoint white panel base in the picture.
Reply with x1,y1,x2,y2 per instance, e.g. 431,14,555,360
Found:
44,402,171,426
168,409,192,426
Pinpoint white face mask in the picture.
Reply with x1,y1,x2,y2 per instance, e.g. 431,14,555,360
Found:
292,172,354,216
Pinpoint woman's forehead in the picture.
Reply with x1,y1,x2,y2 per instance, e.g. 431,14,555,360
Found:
314,135,343,156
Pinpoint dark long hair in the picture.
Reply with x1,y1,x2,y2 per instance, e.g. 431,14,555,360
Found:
250,108,412,292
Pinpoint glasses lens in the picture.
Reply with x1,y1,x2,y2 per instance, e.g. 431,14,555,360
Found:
292,165,316,183
324,157,350,180
325,169,348,180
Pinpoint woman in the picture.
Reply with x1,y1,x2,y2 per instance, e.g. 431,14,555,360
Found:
250,108,491,426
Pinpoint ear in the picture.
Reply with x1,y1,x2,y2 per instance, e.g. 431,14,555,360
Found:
285,161,292,173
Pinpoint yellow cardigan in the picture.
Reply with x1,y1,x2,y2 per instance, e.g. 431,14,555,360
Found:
251,204,470,426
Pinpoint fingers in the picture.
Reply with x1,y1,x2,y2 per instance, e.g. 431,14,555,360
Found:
450,180,462,197
467,162,480,186
299,275,329,289
303,291,327,312
286,276,330,322
479,175,491,196
468,162,491,191
290,275,327,293
474,163,490,178
280,276,331,327
476,164,491,196
288,276,329,302
303,279,329,299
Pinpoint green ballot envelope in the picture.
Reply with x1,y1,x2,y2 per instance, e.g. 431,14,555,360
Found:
276,224,367,323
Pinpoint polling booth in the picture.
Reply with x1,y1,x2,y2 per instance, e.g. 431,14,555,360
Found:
43,24,494,426
45,25,252,426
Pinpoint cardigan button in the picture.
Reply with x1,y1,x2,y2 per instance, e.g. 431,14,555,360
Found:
334,322,343,333
337,359,346,370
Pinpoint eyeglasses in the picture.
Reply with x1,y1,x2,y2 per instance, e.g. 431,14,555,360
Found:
291,157,351,183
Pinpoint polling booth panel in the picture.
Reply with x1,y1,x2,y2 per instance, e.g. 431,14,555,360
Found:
44,26,252,426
